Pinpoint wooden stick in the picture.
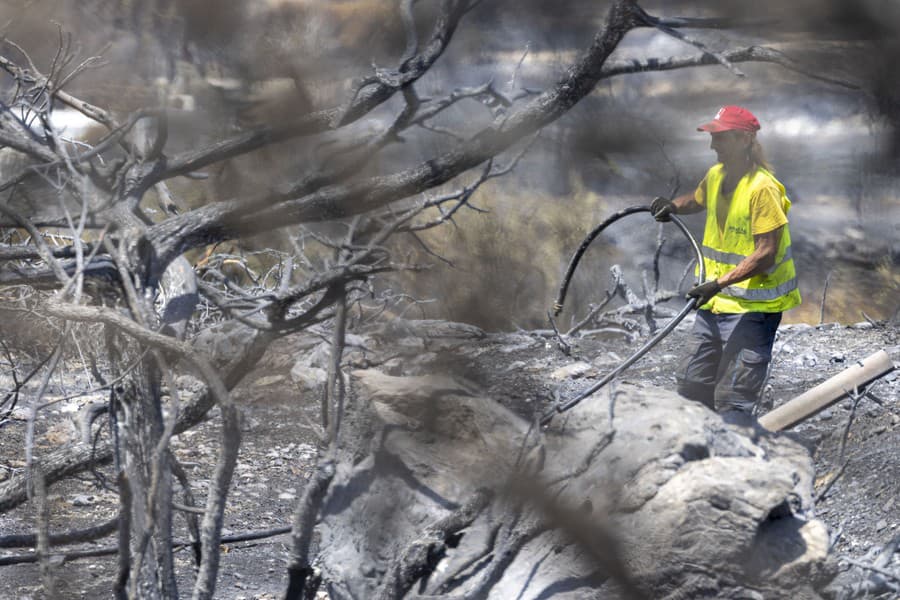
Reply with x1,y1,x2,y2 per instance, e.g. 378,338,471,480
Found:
759,350,895,431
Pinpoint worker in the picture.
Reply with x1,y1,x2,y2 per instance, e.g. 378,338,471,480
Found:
650,105,801,418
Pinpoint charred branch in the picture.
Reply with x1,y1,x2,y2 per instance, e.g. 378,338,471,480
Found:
375,488,493,600
0,525,293,568
0,50,115,129
0,516,118,548
284,457,337,600
145,1,648,268
0,327,273,514
151,0,473,183
601,44,860,89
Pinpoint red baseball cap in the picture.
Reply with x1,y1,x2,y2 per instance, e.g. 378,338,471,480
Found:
697,105,760,133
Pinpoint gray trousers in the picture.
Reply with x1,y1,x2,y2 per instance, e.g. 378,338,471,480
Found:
676,310,782,414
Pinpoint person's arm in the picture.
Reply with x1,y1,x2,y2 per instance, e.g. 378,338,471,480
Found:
671,192,704,215
687,226,782,307
715,226,782,288
650,191,704,221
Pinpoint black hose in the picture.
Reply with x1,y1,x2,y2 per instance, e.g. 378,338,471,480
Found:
541,206,705,426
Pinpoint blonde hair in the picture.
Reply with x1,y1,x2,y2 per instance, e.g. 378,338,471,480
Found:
748,134,772,173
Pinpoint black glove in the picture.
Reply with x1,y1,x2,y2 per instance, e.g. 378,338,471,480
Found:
687,279,721,309
650,196,675,222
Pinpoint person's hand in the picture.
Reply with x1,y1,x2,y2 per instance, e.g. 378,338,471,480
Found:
650,196,675,222
687,279,721,309
551,300,564,316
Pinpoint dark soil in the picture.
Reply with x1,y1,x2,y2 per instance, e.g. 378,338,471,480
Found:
1,316,898,599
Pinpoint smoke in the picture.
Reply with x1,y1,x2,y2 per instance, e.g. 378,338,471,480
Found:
0,0,896,328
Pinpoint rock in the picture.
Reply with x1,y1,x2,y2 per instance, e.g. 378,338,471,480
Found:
344,333,370,349
289,364,327,391
550,361,595,380
175,374,205,394
381,357,404,375
505,360,527,372
317,370,529,594
513,383,831,599
495,334,539,353
406,352,439,373
254,375,284,387
798,353,818,368
395,337,426,352
783,323,814,333
192,321,259,367
304,342,333,370
315,374,832,599
8,407,29,421
71,494,96,507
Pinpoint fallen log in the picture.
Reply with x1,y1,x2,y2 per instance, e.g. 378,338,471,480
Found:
760,350,895,432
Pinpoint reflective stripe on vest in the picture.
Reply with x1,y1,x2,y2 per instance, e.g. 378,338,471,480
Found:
700,164,801,314
722,277,799,301
702,245,794,274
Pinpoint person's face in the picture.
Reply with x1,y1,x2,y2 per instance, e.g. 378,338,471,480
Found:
709,130,750,164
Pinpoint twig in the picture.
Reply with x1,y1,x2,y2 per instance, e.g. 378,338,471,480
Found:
647,20,745,77
0,512,114,550
191,404,241,600
0,200,71,285
565,266,623,336
652,226,665,293
41,301,229,407
818,386,866,503
25,334,67,484
819,270,832,324
399,1,419,63
171,456,202,564
838,387,864,464
0,525,293,567
325,290,348,445
1,348,52,420
841,556,900,583
284,456,337,600
508,43,531,91
546,311,571,356
815,460,847,504
860,310,879,327
33,460,55,598
36,348,150,413
600,44,859,90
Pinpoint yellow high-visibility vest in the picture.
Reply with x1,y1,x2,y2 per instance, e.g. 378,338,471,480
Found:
700,164,801,313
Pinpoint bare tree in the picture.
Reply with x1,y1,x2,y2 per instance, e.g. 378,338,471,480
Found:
0,0,867,598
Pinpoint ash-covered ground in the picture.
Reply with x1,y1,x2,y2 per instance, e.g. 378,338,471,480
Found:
0,314,897,599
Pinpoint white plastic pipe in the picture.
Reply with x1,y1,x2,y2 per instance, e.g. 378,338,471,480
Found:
759,350,895,432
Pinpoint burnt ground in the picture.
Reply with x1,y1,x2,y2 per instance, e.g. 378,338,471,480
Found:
0,316,898,599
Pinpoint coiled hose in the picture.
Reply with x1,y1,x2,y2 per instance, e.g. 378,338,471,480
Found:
540,205,705,426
